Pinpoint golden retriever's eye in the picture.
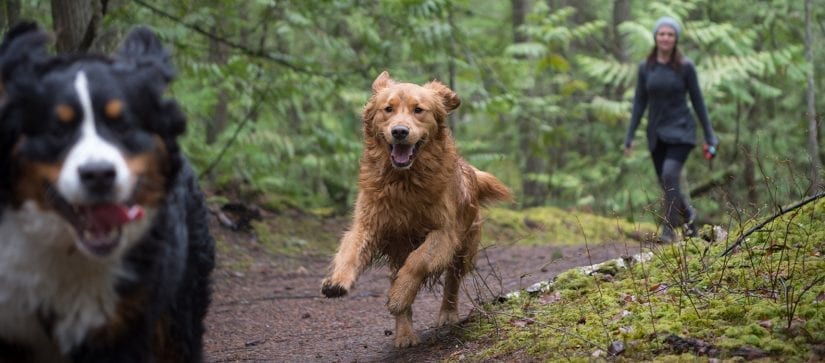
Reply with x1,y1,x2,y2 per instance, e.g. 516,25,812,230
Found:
384,106,393,113
413,107,423,114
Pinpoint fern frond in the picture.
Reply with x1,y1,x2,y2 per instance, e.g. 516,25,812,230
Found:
588,96,629,125
576,56,637,89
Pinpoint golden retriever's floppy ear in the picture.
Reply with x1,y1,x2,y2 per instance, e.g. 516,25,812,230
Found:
372,71,396,94
424,80,461,112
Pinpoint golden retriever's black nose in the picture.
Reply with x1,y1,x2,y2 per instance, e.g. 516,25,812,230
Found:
79,161,116,194
391,126,409,140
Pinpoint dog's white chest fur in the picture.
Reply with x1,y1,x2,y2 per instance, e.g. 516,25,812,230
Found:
0,202,123,355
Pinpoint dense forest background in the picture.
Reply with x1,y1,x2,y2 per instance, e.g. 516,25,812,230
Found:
4,0,823,223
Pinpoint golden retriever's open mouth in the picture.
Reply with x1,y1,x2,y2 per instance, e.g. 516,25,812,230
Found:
388,140,423,169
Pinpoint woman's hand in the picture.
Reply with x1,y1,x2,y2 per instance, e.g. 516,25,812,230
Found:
623,142,634,157
703,143,717,160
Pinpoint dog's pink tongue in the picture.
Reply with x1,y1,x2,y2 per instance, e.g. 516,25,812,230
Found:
83,204,144,231
391,144,414,164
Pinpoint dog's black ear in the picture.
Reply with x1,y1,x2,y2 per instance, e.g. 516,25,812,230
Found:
424,80,461,113
0,22,50,90
113,26,175,90
114,26,185,138
0,22,49,213
372,71,396,94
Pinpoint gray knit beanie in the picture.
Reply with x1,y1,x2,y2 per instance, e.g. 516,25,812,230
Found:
653,16,681,40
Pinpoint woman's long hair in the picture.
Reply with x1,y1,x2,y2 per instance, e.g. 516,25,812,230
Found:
646,43,684,71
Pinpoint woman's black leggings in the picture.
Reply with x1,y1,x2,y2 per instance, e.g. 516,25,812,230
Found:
651,141,693,228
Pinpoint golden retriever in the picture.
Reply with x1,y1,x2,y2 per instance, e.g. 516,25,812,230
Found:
321,71,511,347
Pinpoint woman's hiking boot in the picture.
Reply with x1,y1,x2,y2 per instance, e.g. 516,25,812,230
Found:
683,206,698,238
659,224,677,243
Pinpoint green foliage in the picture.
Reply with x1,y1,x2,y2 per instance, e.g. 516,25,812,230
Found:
9,0,821,219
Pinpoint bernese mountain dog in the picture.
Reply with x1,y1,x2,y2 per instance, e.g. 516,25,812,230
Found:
0,23,215,362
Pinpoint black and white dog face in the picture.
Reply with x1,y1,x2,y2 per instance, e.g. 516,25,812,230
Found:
0,23,186,259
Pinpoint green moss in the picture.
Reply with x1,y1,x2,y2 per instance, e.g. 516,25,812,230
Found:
249,214,341,257
553,269,592,291
453,199,825,362
214,236,253,272
484,206,656,247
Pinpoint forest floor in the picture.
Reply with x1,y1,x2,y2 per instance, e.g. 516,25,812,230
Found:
201,207,647,363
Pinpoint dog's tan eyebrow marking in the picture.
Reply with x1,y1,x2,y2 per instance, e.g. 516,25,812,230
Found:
56,104,75,123
105,99,123,120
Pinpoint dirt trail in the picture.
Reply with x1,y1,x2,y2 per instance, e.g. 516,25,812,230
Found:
203,221,640,363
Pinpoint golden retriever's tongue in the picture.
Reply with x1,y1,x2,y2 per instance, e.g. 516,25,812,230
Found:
391,144,414,164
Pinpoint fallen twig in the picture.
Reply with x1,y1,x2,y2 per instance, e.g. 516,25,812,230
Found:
720,191,825,257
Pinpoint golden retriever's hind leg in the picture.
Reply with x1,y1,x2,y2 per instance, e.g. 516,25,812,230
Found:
321,228,370,298
437,264,461,326
393,307,420,348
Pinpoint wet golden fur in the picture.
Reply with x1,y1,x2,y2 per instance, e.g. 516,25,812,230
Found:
321,71,511,347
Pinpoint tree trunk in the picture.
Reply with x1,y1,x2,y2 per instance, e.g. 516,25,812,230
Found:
804,0,823,194
512,0,547,206
447,3,458,132
206,24,229,145
3,0,22,32
511,0,528,59
609,0,630,63
51,0,101,53
743,145,758,207
90,0,125,53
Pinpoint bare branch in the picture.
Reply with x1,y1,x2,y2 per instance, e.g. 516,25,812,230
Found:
132,0,327,76
720,191,825,257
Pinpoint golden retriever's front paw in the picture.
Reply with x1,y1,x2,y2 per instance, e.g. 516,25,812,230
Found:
394,331,420,348
321,279,349,298
436,309,459,326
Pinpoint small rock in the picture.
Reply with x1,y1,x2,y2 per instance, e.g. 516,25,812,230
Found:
607,341,625,356
525,281,550,294
713,225,728,242
730,345,767,360
523,217,542,230
538,291,562,305
244,339,263,347
621,293,638,303
591,349,606,358
510,318,536,328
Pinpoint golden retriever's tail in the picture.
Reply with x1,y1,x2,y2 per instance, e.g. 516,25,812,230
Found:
475,170,512,205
